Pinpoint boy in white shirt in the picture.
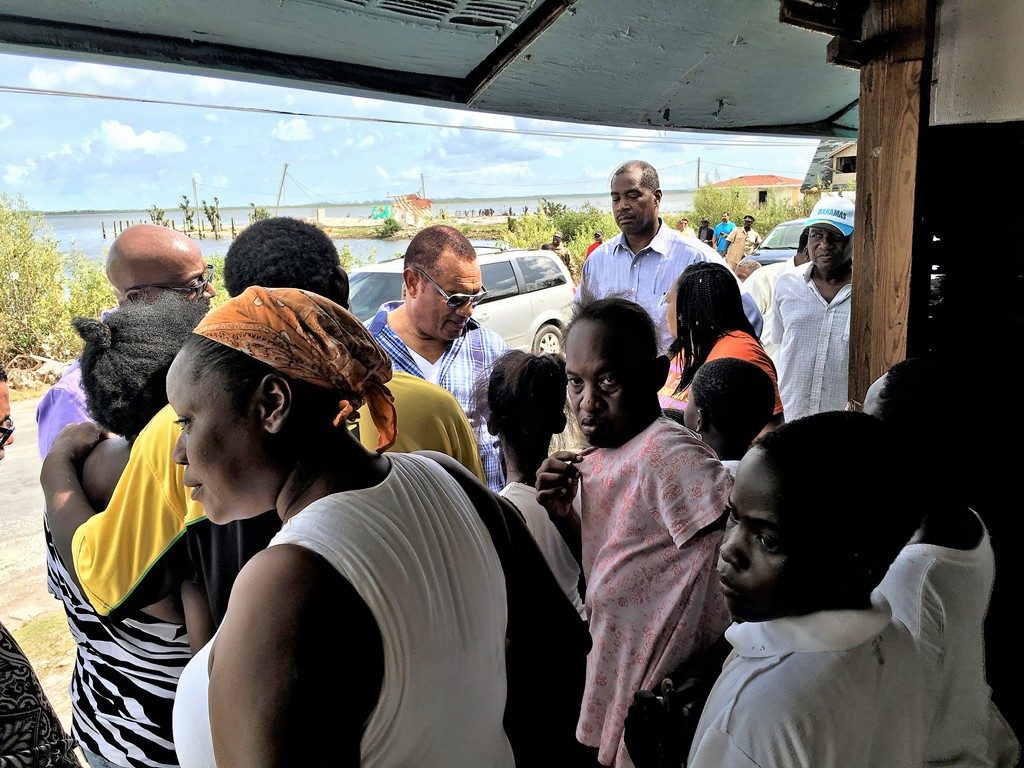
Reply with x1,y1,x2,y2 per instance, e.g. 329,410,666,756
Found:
865,359,1019,767
687,411,926,768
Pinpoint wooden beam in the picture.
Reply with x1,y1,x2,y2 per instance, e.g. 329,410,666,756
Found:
827,36,865,69
779,0,864,39
848,0,932,406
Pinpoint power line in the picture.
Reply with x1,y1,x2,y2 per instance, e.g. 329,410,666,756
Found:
0,84,819,147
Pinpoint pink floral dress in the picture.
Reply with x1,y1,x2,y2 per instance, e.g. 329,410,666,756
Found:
577,417,732,766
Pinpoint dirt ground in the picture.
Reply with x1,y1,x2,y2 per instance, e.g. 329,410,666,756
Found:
2,394,77,733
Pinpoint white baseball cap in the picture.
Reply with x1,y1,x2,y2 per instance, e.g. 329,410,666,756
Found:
805,196,855,237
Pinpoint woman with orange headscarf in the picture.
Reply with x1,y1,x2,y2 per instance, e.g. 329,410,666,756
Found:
168,287,514,767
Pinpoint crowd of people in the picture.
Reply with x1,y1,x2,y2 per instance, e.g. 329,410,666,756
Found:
0,157,1017,768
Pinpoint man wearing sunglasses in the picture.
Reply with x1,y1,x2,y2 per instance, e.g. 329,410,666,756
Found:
369,224,509,491
36,223,213,458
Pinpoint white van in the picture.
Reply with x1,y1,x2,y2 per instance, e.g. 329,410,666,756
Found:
348,247,575,354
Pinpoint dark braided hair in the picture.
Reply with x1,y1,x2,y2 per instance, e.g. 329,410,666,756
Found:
485,350,567,462
75,293,209,440
668,261,759,392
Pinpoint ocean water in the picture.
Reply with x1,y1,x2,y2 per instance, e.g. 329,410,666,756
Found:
39,190,696,263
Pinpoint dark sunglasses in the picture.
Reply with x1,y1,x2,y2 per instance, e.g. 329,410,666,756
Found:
125,264,215,304
413,267,488,309
0,418,14,450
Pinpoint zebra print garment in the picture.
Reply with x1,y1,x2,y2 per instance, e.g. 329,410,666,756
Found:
45,523,191,768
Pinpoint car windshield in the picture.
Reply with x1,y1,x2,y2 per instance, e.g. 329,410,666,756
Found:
759,220,806,249
348,271,404,322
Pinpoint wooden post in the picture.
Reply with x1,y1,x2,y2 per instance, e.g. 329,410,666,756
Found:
847,0,933,407
101,221,106,239
231,218,236,236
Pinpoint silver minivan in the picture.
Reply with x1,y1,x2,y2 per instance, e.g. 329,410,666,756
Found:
348,247,575,354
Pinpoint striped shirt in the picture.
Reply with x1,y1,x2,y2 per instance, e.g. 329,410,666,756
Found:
45,524,190,768
771,262,852,420
368,302,508,491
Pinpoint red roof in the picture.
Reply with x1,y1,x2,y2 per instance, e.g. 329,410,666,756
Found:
711,174,803,188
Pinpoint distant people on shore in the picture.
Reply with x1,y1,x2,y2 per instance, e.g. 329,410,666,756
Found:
675,217,696,238
712,212,735,258
698,217,715,248
585,231,604,259
0,363,13,464
725,215,761,271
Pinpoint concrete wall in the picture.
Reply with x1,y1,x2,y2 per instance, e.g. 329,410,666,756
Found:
932,0,1024,125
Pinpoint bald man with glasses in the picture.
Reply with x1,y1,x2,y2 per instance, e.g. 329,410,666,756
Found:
36,223,213,458
368,224,509,490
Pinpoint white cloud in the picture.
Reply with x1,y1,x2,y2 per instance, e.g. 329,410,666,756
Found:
542,145,564,158
97,120,187,154
476,162,531,177
202,135,214,145
375,165,390,180
193,77,227,96
347,96,380,111
284,94,296,106
213,175,229,187
357,134,376,148
400,166,423,181
342,138,355,147
0,115,12,132
272,118,313,142
27,62,142,90
331,148,341,158
204,113,221,123
4,159,35,184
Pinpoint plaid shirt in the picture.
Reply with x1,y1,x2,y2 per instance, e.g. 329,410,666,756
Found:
368,302,508,491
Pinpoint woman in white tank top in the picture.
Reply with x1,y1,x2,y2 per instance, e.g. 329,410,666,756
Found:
166,287,514,768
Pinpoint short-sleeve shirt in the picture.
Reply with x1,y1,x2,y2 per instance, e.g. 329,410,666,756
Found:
713,221,736,254
368,303,509,491
36,360,91,459
576,417,732,766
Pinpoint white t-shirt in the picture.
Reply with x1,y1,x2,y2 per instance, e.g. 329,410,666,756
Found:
500,482,586,620
688,594,925,768
405,347,441,383
173,454,514,768
877,516,1020,767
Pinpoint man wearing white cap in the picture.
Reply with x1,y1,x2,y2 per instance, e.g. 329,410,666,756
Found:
771,196,855,420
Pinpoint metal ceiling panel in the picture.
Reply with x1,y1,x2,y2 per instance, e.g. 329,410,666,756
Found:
0,0,859,136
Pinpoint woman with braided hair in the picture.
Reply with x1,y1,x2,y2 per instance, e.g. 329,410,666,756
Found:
659,261,784,433
168,286,514,768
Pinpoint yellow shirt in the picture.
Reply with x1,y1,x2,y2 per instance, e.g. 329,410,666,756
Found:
358,372,485,483
72,403,203,615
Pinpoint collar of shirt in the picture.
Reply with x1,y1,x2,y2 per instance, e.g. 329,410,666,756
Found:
724,592,892,658
367,300,481,336
609,219,675,260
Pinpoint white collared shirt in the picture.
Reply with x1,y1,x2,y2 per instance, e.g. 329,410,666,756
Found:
688,594,926,768
771,262,851,420
742,255,805,363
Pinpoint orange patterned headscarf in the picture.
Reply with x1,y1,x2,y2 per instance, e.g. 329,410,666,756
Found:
194,286,397,452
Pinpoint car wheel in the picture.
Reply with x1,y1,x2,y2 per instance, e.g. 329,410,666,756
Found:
532,323,563,355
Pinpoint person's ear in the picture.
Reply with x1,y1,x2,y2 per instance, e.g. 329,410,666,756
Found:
654,188,663,207
403,267,420,298
692,407,704,434
255,374,293,434
332,265,350,309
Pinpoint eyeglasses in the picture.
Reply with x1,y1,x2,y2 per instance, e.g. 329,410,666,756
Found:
412,267,488,309
0,417,14,450
125,264,215,304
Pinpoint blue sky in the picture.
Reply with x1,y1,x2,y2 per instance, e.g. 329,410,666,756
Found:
0,52,821,212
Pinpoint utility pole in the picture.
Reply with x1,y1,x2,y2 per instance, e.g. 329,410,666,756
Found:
192,176,199,220
275,162,289,216
696,157,701,190
419,173,425,198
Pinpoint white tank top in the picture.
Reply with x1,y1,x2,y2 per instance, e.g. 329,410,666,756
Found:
173,453,514,767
